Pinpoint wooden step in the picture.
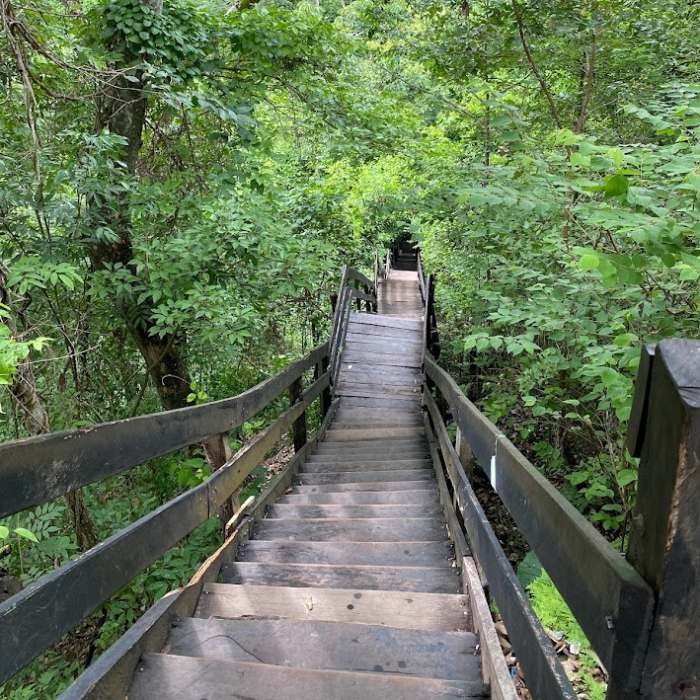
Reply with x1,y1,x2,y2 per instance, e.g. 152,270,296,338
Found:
164,617,479,680
324,427,424,441
336,382,421,397
129,654,487,699
298,469,434,484
302,459,432,473
195,582,471,631
349,312,422,330
294,480,435,493
220,561,460,593
278,490,439,505
238,540,454,566
314,437,427,451
254,517,446,542
308,453,430,464
347,323,420,339
338,396,422,409
344,341,423,357
341,353,422,369
267,503,441,518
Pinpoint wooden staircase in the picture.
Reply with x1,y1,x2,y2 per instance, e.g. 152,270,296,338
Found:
127,269,489,698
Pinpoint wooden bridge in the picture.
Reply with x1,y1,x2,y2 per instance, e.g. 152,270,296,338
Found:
1,244,698,699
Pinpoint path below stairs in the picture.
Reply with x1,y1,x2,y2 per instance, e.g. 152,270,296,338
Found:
127,269,486,698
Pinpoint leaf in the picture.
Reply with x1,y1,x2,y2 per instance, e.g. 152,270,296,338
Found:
617,469,637,487
14,527,39,542
0,525,9,539
580,253,600,271
604,174,629,198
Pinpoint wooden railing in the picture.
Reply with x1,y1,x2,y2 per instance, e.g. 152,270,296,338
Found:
414,252,700,699
0,258,379,687
328,265,377,386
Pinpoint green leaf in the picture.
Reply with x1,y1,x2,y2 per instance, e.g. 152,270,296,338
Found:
604,174,629,198
580,253,600,271
0,525,9,539
617,469,637,487
14,527,39,542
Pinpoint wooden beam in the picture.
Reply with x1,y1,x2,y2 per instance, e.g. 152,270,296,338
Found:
463,556,518,700
423,391,576,699
288,377,308,452
0,373,329,685
613,339,700,698
424,354,653,682
0,343,328,518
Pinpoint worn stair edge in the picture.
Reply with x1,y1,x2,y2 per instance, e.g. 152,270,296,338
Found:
267,503,441,518
237,540,455,567
254,516,447,542
302,459,432,473
195,582,471,632
129,654,488,700
165,617,479,681
220,561,460,593
277,490,439,505
294,479,435,493
298,469,435,484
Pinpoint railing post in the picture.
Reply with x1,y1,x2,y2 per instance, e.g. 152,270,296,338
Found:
203,432,237,529
288,376,307,452
316,354,331,417
608,339,700,698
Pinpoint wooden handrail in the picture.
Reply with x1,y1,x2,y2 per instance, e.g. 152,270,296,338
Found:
423,353,654,691
0,370,331,684
0,343,329,519
422,390,576,699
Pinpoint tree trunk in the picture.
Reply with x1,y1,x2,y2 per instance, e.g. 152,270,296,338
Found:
90,0,191,411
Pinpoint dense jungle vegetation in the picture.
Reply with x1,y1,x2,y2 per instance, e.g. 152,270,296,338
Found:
1,0,699,696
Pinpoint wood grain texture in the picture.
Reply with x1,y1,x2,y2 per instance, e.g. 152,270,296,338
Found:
220,561,459,593
196,583,470,631
237,540,454,566
165,617,479,680
128,654,487,699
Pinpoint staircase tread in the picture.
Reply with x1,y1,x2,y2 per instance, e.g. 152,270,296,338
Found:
195,582,471,632
220,561,460,593
237,540,455,566
268,503,441,518
129,654,488,699
294,480,435,493
298,469,435,484
254,516,447,542
278,490,438,504
164,617,478,680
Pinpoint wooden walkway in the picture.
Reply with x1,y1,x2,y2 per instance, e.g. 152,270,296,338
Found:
128,266,488,697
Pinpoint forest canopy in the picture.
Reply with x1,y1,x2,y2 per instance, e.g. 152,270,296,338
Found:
1,0,699,696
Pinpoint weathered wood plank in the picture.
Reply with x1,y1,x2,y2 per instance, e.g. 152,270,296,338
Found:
338,396,422,409
346,323,421,339
221,561,459,593
303,460,431,473
295,480,434,493
423,383,576,699
463,556,518,700
196,582,470,632
341,353,422,368
424,354,654,678
267,503,441,518
349,312,422,330
128,654,486,699
255,517,446,542
165,617,479,680
238,540,454,566
298,469,434,484
324,426,422,441
278,490,438,506
0,343,328,518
